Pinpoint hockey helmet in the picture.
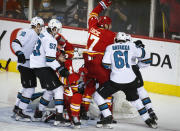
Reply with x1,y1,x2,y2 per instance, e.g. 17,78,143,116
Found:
48,19,62,34
98,16,112,28
30,16,44,27
126,34,132,42
115,32,126,42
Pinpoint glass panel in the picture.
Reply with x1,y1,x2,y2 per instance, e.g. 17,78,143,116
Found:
0,0,179,41
155,0,180,40
0,0,27,20
33,0,88,28
94,0,151,36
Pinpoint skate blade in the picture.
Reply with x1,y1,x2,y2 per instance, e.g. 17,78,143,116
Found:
96,124,113,129
73,125,81,129
32,117,42,122
96,124,103,128
53,121,71,127
151,124,158,129
15,116,31,122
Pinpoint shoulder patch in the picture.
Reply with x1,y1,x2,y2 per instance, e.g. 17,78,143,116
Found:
20,31,26,37
39,33,45,38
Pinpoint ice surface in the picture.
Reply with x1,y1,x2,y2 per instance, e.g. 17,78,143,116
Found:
0,72,180,131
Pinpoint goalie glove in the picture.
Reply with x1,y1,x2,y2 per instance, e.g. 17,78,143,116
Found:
57,66,69,77
77,81,85,94
134,40,145,48
99,0,112,10
15,51,26,64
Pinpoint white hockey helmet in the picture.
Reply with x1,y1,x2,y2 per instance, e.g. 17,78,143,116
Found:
30,16,44,27
126,34,132,42
115,32,126,42
48,19,62,34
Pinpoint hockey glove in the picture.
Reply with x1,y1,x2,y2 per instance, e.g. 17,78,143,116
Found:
15,51,26,64
99,0,112,9
134,40,145,48
57,66,69,77
77,81,85,94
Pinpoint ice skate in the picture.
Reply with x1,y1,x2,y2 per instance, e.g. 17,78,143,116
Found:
148,108,158,121
11,105,19,118
96,115,113,129
15,109,31,122
43,111,55,123
53,112,70,127
72,116,81,129
33,108,43,122
145,118,158,129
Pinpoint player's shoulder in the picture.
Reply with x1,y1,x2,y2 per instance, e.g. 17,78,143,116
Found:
102,29,116,39
105,43,114,51
41,31,57,43
103,29,115,35
17,28,32,39
19,28,36,37
127,41,137,48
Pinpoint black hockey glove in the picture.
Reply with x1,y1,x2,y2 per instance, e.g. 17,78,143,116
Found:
134,40,145,48
57,66,69,77
15,51,26,64
77,81,85,94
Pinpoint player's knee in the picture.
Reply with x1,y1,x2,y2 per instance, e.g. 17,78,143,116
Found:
22,88,35,98
53,85,64,98
43,90,53,101
97,81,113,99
137,86,148,99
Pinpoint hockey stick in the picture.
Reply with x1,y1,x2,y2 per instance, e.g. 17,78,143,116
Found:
0,58,11,71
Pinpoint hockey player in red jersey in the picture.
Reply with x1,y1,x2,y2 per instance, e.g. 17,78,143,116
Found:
81,0,116,119
56,33,74,74
56,33,89,128
61,67,88,128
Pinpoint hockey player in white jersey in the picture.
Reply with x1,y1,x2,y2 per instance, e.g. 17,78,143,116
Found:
12,16,44,121
30,19,69,126
126,35,158,122
93,32,157,129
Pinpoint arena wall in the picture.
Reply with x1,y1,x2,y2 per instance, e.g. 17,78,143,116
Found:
0,18,180,97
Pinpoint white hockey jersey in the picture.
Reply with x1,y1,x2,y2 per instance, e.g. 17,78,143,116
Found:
30,30,60,70
128,41,151,69
12,28,38,68
102,41,146,83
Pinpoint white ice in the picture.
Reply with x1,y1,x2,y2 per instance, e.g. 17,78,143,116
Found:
0,72,180,131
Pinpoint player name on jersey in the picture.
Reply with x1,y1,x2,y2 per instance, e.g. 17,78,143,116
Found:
112,45,130,50
90,28,100,37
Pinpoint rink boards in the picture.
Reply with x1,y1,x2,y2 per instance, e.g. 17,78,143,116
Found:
0,18,180,97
